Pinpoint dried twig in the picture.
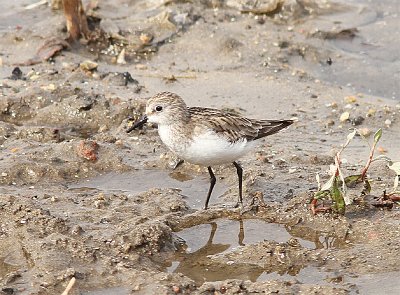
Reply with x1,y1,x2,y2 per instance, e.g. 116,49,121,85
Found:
62,0,90,42
61,277,76,295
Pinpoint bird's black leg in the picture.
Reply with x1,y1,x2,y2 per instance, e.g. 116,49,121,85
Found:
238,219,245,246
233,161,243,207
204,166,216,209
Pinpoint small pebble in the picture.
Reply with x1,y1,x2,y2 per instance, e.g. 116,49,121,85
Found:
41,83,56,91
344,95,357,103
366,108,376,117
340,112,350,122
327,102,338,108
117,48,127,64
172,285,180,293
358,128,372,137
351,116,364,126
139,33,153,45
80,60,98,71
377,147,387,153
344,104,353,109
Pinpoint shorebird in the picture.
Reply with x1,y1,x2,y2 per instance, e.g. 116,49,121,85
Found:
127,92,293,209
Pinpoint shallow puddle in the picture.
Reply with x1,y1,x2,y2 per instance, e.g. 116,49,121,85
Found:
69,170,228,209
166,219,344,284
257,265,329,284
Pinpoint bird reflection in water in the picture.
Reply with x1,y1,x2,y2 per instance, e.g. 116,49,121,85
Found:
169,220,264,284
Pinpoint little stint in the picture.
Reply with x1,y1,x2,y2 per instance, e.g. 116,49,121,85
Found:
127,91,294,209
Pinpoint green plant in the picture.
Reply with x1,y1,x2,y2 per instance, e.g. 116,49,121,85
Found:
311,128,397,214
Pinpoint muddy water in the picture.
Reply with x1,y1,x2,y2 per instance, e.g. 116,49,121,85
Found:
69,170,228,209
258,265,329,282
166,218,345,284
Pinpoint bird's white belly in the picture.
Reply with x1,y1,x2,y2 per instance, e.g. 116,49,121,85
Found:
187,133,255,165
159,127,255,166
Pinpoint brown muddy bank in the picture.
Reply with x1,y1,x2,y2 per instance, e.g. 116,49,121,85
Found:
0,0,399,294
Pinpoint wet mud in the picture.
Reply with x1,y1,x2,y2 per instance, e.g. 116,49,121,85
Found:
0,0,399,294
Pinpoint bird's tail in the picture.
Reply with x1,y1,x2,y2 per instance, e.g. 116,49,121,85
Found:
254,119,294,139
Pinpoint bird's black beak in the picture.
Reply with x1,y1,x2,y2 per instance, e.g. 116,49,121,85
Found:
126,115,148,133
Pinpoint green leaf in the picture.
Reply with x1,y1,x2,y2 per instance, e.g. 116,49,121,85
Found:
344,174,362,188
373,128,382,143
314,190,330,200
330,176,346,214
361,179,371,195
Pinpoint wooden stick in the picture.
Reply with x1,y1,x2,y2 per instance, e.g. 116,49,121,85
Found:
61,277,76,295
62,0,90,42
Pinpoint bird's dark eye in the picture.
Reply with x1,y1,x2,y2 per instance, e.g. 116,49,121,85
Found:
155,106,163,112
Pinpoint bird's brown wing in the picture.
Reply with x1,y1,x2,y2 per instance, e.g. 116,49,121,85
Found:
189,107,293,143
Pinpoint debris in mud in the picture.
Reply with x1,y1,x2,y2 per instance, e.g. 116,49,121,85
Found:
101,72,142,90
63,0,90,42
287,43,326,63
232,0,346,21
10,67,24,80
370,191,396,209
77,140,99,161
351,116,364,126
240,0,284,16
310,28,359,40
164,75,178,84
16,0,91,65
122,72,139,86
79,60,98,72
61,277,76,295
18,38,70,66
